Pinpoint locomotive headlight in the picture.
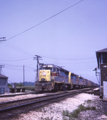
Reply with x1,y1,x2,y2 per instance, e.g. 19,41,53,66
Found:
42,71,46,76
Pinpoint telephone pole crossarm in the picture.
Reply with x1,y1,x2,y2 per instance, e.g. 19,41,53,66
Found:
0,37,6,41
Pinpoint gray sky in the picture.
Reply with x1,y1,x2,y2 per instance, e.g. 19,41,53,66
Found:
0,0,107,84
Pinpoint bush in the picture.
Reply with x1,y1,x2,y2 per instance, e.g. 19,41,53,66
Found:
62,104,96,119
86,100,92,103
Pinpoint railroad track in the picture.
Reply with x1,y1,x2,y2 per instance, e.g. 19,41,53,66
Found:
0,88,93,119
0,91,36,97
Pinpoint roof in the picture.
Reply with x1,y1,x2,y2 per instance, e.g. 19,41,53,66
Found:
0,74,8,79
71,73,79,77
96,48,107,68
42,63,69,73
96,48,107,53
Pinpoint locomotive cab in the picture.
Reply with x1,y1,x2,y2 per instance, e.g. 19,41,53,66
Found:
35,64,57,92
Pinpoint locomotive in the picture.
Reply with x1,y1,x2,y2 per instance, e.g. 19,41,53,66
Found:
35,64,97,92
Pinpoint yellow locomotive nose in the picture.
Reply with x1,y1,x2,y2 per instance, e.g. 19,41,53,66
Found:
39,70,51,81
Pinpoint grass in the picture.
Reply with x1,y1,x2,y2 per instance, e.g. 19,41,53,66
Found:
86,99,92,103
9,86,35,91
41,117,53,120
62,104,96,119
24,86,35,91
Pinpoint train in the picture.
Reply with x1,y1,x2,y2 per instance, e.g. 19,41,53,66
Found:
35,64,98,92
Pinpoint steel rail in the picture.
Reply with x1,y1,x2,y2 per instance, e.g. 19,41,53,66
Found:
0,88,91,106
0,88,92,114
0,91,36,97
0,89,83,106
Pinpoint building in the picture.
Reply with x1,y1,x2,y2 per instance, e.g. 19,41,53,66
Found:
0,74,9,94
96,48,107,100
96,48,107,86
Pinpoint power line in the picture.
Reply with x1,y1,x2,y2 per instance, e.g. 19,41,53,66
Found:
5,67,34,72
2,42,33,57
0,0,83,61
0,57,33,61
5,64,35,69
6,0,83,41
0,56,95,62
3,64,35,70
42,56,95,61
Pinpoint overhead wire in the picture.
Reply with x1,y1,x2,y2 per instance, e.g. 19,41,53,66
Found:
0,0,83,62
1,56,94,67
2,43,34,57
57,61,96,64
0,0,93,69
5,67,34,72
0,64,35,72
0,57,33,61
5,64,35,69
0,55,96,62
41,56,95,61
4,0,83,41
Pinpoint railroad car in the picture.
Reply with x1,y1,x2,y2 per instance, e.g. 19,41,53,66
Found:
70,73,79,89
86,79,94,87
88,80,93,87
79,77,86,88
35,64,97,92
82,78,87,88
86,79,89,87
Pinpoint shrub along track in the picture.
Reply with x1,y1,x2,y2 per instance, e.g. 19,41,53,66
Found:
0,88,93,119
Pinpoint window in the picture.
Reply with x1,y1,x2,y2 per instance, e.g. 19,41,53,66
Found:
43,67,52,71
53,68,56,72
0,79,6,86
71,75,75,79
105,74,107,80
103,54,107,63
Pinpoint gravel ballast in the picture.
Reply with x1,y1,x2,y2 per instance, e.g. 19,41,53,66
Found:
0,93,52,103
6,93,107,120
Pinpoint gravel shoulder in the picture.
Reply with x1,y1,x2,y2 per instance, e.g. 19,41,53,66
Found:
6,93,107,120
0,93,53,103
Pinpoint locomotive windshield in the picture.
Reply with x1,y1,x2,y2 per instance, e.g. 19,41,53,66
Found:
39,64,57,72
42,67,52,71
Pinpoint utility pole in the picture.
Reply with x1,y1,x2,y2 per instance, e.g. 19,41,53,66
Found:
0,65,5,74
23,65,25,86
0,37,6,41
0,38,6,74
33,55,42,81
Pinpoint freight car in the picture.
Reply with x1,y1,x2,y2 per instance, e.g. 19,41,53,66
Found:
79,76,85,88
35,64,97,92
